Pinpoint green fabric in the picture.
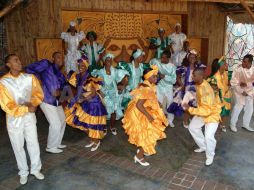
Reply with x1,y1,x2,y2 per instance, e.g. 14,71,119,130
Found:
88,45,102,72
121,97,131,109
228,71,233,81
223,97,231,103
218,59,225,67
221,106,230,117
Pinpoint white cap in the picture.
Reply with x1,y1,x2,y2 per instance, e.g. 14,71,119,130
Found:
103,53,114,62
70,21,76,27
133,49,145,59
175,23,181,27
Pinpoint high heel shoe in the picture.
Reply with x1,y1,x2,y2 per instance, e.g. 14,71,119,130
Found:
110,128,117,136
85,142,94,148
91,141,101,152
134,155,150,166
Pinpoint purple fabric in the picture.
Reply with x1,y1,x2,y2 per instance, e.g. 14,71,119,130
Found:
81,95,107,116
68,71,89,108
26,59,67,106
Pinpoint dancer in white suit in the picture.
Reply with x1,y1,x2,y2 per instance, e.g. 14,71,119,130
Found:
230,54,254,132
0,54,45,185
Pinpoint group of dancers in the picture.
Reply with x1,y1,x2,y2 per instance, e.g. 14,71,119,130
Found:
1,21,254,185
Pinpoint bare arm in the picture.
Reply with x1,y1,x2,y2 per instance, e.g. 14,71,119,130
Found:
136,99,154,122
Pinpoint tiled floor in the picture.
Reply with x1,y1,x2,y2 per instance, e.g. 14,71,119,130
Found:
0,109,252,190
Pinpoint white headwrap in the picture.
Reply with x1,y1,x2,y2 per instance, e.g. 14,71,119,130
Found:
116,69,130,84
103,53,114,62
133,49,145,59
175,23,181,27
70,21,76,27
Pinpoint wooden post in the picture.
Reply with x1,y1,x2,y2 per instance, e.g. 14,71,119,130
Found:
240,0,254,22
0,0,23,18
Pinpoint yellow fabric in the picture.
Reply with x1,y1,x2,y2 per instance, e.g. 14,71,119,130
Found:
122,80,168,155
214,71,231,110
144,65,158,79
68,72,77,87
0,82,28,117
188,80,221,123
88,129,104,139
30,75,44,107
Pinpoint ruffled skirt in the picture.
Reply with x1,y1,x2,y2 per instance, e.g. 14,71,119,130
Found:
65,95,107,139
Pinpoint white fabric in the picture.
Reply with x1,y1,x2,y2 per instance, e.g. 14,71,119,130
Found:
174,50,187,67
133,49,145,59
230,95,253,128
7,113,41,177
168,32,187,53
40,103,66,149
0,73,42,177
157,89,174,124
61,31,85,73
81,42,104,66
102,53,114,62
188,116,219,159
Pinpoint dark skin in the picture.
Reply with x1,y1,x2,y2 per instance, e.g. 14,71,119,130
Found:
6,55,37,113
135,74,158,162
134,55,143,68
240,57,252,96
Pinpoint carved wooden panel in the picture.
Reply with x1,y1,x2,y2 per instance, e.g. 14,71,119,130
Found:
35,38,63,61
61,10,183,63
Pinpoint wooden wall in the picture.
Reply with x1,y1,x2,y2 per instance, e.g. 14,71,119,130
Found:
4,0,225,66
188,2,226,65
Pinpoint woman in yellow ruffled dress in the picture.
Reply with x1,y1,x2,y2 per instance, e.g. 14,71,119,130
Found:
122,65,168,166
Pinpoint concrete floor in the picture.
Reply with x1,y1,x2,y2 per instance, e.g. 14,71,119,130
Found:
0,108,254,189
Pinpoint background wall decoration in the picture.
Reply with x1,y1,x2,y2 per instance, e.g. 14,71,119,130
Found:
61,10,183,64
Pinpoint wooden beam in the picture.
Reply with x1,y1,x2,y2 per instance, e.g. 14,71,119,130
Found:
240,0,254,21
173,0,254,4
0,0,23,18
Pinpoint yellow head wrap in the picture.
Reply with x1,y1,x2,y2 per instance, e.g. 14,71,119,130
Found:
144,65,159,80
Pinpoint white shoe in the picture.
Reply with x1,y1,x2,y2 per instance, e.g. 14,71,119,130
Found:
85,142,94,148
194,148,206,153
169,122,175,128
91,141,100,152
46,147,63,154
134,155,150,166
242,126,254,132
183,123,189,129
221,126,227,132
58,144,67,149
103,129,107,136
20,176,28,185
230,125,237,132
32,172,44,180
110,128,117,136
205,157,214,166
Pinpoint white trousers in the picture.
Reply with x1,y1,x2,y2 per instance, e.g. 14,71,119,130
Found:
188,116,219,159
230,95,253,128
7,113,41,177
157,88,174,124
40,102,66,149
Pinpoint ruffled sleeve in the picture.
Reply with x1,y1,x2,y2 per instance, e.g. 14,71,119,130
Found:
130,86,156,100
78,31,85,42
0,83,29,117
97,43,105,55
61,32,69,42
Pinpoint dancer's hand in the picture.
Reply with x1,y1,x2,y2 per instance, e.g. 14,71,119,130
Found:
148,115,154,123
182,103,190,110
28,106,37,113
53,90,61,97
242,91,248,96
